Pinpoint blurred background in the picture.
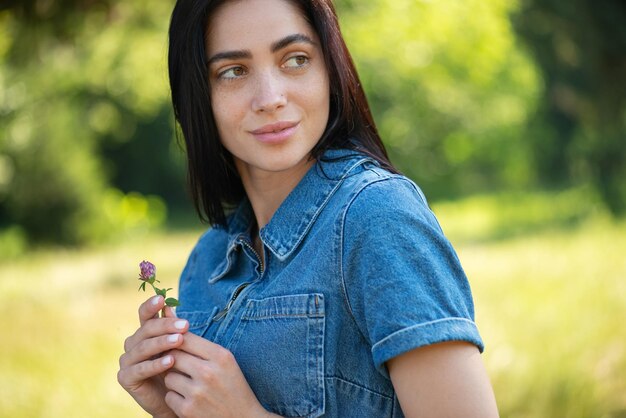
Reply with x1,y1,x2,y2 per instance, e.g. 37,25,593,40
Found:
0,0,624,416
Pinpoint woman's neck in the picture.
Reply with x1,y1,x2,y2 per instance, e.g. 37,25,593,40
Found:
236,157,315,231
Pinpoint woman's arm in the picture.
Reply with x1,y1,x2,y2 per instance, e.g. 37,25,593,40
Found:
387,341,499,418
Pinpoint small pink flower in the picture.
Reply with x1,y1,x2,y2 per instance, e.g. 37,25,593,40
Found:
136,260,179,311
139,260,156,282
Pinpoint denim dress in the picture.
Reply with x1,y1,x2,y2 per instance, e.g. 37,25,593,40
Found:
177,148,484,418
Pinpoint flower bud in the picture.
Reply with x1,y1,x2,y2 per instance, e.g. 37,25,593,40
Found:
139,260,156,283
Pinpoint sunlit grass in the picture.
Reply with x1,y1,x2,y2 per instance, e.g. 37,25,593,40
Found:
0,230,200,418
462,218,626,417
435,190,626,418
1,190,625,417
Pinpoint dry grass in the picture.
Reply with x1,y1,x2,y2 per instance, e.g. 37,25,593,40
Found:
1,191,625,417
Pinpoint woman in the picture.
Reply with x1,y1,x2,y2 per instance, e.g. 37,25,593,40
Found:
118,0,500,417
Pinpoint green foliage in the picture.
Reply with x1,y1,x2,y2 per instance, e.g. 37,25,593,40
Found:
2,0,625,251
0,224,27,258
0,0,182,250
338,0,540,199
512,0,626,215
433,185,603,243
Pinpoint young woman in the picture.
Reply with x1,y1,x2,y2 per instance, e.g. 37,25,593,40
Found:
117,0,500,417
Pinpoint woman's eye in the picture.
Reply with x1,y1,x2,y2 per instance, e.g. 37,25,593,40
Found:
218,66,247,80
283,55,309,69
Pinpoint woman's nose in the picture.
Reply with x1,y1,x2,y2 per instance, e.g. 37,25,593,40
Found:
251,71,287,113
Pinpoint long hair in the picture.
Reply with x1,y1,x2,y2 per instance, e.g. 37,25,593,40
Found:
168,0,397,226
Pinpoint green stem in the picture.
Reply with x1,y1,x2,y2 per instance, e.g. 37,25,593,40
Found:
149,282,167,318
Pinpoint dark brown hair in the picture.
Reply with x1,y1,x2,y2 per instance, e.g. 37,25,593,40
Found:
168,0,397,226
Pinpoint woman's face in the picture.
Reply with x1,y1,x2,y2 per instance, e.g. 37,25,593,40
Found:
206,0,330,179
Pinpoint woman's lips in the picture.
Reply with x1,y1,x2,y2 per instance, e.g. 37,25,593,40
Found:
250,121,299,144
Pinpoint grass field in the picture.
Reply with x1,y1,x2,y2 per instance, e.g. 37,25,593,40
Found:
1,190,625,417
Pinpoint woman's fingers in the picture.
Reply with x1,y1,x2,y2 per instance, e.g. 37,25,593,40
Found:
139,295,165,325
120,333,184,368
124,316,189,353
168,344,238,389
168,349,211,378
162,305,177,318
162,346,264,418
116,296,184,418
164,389,186,416
117,353,176,389
163,368,191,392
177,330,226,360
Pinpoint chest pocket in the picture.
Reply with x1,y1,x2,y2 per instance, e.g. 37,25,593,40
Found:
228,293,325,418
176,307,219,340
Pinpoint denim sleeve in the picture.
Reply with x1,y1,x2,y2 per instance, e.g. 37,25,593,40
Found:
341,177,484,378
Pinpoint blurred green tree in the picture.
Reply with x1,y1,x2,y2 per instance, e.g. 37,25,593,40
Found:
1,0,542,249
0,0,182,250
337,0,540,199
3,0,623,252
512,0,626,214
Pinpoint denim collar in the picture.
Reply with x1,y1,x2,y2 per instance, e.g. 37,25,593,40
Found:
226,148,374,261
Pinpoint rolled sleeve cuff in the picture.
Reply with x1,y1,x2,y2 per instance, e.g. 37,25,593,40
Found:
372,318,485,379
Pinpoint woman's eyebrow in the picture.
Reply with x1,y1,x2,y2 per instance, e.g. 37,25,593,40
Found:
207,50,251,67
271,33,316,52
207,34,316,67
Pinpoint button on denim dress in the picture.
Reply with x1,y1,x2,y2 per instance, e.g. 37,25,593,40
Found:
177,148,484,418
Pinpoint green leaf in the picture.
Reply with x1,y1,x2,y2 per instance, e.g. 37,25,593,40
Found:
138,282,146,292
165,298,179,307
155,287,166,297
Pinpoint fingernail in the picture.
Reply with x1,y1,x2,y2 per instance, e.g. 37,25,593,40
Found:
174,320,187,330
167,334,179,343
161,355,172,366
151,296,161,306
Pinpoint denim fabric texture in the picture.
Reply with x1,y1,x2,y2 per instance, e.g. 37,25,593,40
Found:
177,148,484,418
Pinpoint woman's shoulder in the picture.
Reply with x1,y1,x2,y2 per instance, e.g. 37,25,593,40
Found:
338,164,443,234
343,162,432,211
321,148,428,205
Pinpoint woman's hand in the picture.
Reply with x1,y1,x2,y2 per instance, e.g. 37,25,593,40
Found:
118,295,189,418
163,332,274,418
